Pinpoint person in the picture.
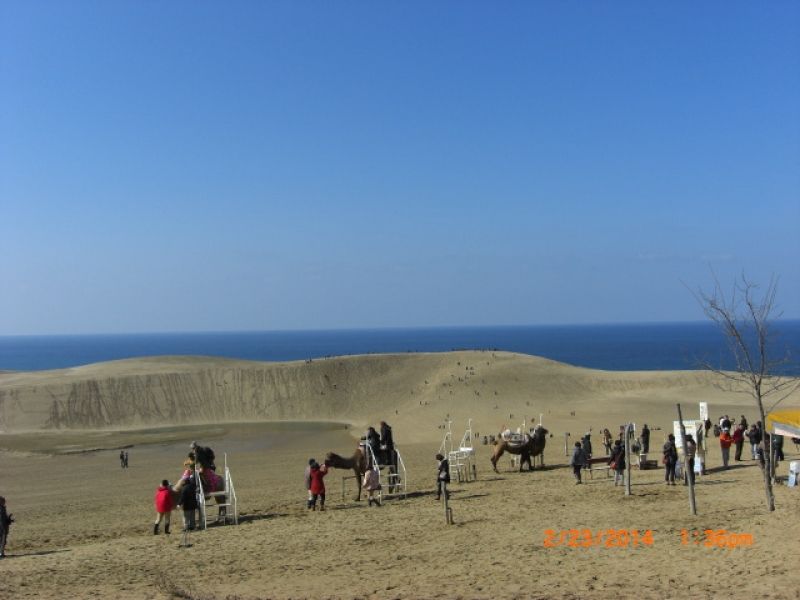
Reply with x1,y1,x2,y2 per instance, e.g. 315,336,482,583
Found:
773,434,785,462
154,479,175,535
746,424,762,460
0,496,13,558
365,427,381,466
570,441,587,484
380,420,395,467
684,435,697,486
663,434,678,485
307,460,328,511
641,424,650,454
362,467,381,506
581,432,592,458
602,429,612,455
704,419,712,435
721,415,732,432
172,459,195,494
190,441,216,471
304,458,315,500
119,450,125,468
740,415,748,430
178,475,199,531
435,453,450,500
124,451,129,468
719,429,732,469
609,440,626,486
732,424,745,461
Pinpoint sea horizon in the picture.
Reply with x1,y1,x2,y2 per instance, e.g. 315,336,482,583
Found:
1,320,799,375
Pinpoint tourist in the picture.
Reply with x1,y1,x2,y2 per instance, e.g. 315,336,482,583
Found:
773,434,785,462
179,476,199,531
124,451,129,468
190,441,216,471
307,460,328,511
153,479,175,535
732,424,745,461
721,415,732,432
362,466,381,507
662,434,678,485
602,429,612,455
641,424,650,454
684,435,697,486
570,441,587,484
435,453,450,500
581,432,592,458
380,420,395,467
366,427,381,466
719,429,732,469
119,450,125,468
746,425,761,460
609,440,626,486
0,496,13,558
739,414,748,430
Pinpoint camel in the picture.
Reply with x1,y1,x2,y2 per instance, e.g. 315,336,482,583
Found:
325,447,369,501
490,425,549,473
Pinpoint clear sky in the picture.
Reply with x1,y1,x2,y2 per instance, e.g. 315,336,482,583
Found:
1,2,798,335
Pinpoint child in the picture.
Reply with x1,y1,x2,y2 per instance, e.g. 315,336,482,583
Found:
570,441,588,484
154,479,175,535
0,496,14,558
362,466,381,507
178,476,199,531
307,461,328,511
435,453,450,500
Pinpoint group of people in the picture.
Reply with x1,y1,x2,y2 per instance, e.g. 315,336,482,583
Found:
152,441,216,534
363,421,395,468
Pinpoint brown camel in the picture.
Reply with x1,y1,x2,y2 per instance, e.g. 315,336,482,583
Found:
325,448,368,501
490,425,549,472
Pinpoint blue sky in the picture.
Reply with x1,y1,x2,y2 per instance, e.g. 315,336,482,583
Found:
1,2,798,335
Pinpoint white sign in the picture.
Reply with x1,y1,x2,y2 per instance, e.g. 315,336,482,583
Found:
673,420,702,450
699,402,708,421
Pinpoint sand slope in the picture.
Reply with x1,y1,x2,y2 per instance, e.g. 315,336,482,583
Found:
0,352,780,441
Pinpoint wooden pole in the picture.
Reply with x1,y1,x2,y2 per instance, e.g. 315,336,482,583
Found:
564,432,570,457
676,404,697,516
442,483,453,524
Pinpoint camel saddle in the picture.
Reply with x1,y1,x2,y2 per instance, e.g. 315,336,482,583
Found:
501,431,531,448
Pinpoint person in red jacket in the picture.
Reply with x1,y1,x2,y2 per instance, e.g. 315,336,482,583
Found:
154,479,175,535
719,430,733,469
732,424,745,462
307,461,328,511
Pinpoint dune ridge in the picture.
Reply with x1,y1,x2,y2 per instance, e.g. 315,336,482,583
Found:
0,351,775,440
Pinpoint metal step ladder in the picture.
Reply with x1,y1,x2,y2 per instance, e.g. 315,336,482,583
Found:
363,443,407,502
449,419,477,482
195,453,238,529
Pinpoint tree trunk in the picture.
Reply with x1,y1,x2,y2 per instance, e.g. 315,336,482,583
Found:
756,395,775,512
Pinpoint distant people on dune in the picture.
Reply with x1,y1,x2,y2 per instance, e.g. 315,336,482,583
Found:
119,450,125,468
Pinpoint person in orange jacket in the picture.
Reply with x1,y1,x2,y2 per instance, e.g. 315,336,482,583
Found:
719,430,733,469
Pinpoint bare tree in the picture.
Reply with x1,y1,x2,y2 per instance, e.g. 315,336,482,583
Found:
692,273,800,512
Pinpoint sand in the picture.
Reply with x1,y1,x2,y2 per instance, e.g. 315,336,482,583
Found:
1,352,799,599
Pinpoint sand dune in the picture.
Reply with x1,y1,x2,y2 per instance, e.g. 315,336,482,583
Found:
0,352,775,441
1,352,800,598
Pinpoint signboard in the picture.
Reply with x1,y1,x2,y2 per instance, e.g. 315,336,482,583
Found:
673,420,702,450
699,402,708,421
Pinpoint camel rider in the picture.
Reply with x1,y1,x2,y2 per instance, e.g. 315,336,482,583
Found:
380,421,395,466
366,427,381,466
190,441,216,471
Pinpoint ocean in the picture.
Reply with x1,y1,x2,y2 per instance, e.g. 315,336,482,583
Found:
1,321,799,374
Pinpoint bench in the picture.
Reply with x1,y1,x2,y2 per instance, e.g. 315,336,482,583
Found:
584,456,613,479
